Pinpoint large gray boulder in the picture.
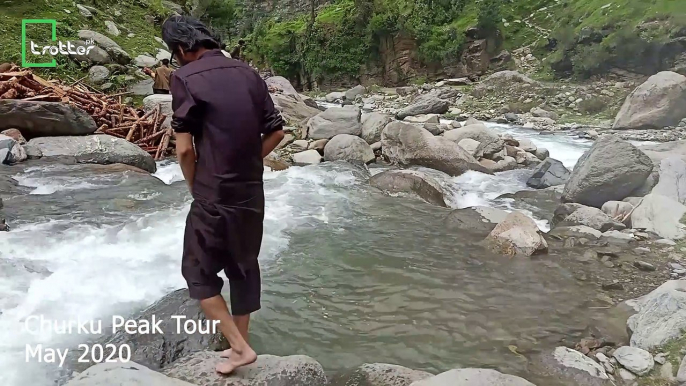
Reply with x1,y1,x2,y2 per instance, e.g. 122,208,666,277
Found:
345,85,366,101
335,363,433,386
652,156,686,204
370,169,447,207
361,112,393,144
443,206,510,237
65,361,195,386
28,135,157,173
627,280,686,350
78,30,131,65
396,95,450,120
272,93,322,128
443,122,504,157
381,121,490,177
557,205,626,232
324,134,375,164
613,71,686,129
163,351,328,386
0,100,97,138
409,368,535,386
266,76,301,101
641,139,686,163
307,106,362,140
562,135,653,207
485,211,548,256
631,193,686,239
526,158,570,189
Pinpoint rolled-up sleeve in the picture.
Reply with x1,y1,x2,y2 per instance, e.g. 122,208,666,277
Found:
170,74,200,134
260,79,284,135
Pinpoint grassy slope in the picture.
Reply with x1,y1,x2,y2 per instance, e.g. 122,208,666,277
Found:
0,0,169,82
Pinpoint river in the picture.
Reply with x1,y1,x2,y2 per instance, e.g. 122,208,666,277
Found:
0,124,635,385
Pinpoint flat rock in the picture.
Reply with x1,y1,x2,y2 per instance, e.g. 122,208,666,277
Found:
559,206,626,232
612,346,654,376
536,347,609,385
307,106,362,140
370,169,447,207
409,368,535,386
443,206,510,237
0,100,97,138
396,95,450,120
293,150,322,165
65,361,195,386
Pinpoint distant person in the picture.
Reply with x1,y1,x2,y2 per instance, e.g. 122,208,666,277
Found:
162,15,285,374
230,39,246,61
144,58,174,94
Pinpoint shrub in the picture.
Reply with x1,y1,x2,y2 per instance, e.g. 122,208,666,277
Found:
577,97,608,115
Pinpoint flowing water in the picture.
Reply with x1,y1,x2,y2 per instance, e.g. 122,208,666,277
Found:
0,125,618,385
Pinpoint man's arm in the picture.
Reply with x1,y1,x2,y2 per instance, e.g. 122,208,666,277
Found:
262,129,285,158
176,133,196,193
259,77,285,158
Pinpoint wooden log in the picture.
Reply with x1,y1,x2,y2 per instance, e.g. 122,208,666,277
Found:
135,129,166,144
155,128,173,160
125,123,138,142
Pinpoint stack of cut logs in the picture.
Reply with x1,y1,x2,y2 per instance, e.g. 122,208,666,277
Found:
0,65,173,160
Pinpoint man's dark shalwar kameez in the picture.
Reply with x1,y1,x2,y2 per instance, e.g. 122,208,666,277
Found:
170,50,283,315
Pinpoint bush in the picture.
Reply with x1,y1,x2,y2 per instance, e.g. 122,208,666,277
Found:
577,97,608,115
477,0,501,37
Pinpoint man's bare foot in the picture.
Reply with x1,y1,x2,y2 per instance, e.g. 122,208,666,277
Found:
215,347,257,375
220,348,232,358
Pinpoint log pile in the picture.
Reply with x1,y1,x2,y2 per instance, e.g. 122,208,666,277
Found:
0,65,173,160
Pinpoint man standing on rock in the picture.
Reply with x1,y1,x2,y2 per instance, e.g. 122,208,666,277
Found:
162,15,285,374
144,58,174,94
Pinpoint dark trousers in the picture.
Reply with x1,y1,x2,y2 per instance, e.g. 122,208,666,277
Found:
153,89,169,95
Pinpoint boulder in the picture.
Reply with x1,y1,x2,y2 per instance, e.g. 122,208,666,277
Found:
517,138,537,153
551,203,586,228
0,134,26,164
88,65,110,84
558,206,626,232
309,139,329,152
526,158,571,189
345,85,366,101
409,368,535,386
548,225,602,240
336,363,432,386
105,20,120,36
163,351,327,386
652,156,686,204
307,106,362,140
0,100,97,138
515,151,541,166
1,128,25,144
78,30,130,65
631,193,686,239
68,40,112,65
266,76,301,101
291,139,308,151
292,150,322,165
457,138,481,157
562,135,654,207
65,361,195,386
423,123,444,136
612,346,654,376
381,121,491,176
613,71,686,129
271,93,322,128
361,112,393,144
325,91,345,102
134,55,158,67
627,280,686,350
76,4,94,18
534,148,549,160
396,95,450,120
641,139,686,163
485,211,548,256
443,207,510,237
531,107,559,120
443,123,504,157
495,156,518,172
324,134,375,164
28,135,157,173
143,94,173,129
404,115,439,124
370,169,447,207
155,49,171,62
532,347,610,386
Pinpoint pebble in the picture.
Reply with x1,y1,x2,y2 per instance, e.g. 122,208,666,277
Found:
633,261,656,272
602,282,624,291
633,247,650,255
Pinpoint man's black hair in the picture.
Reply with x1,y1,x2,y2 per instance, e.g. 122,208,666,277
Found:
238,39,245,45
161,58,170,65
162,15,221,55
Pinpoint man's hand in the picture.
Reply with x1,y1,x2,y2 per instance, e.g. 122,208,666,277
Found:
175,132,196,194
261,129,285,158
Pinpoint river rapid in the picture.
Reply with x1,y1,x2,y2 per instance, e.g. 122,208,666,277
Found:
0,123,647,385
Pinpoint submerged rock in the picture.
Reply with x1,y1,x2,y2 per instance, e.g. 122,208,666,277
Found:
526,158,570,189
65,361,194,386
485,211,548,256
370,169,447,207
324,134,375,164
307,106,362,140
0,100,97,138
409,368,535,386
162,351,327,386
334,363,433,386
613,71,686,130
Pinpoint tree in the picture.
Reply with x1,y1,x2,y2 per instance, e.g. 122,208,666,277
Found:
477,0,501,37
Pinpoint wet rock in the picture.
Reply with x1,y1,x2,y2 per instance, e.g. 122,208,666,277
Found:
307,106,362,140
381,121,490,177
533,347,610,386
88,65,110,84
409,368,535,386
293,149,322,165
325,91,345,102
264,152,290,171
345,85,366,101
163,351,327,386
486,211,548,256
336,363,432,386
613,346,654,375
652,156,686,204
627,280,686,350
527,158,570,189
65,361,194,386
613,71,686,130
370,170,447,207
631,193,686,239
562,135,654,207
558,205,626,232
0,100,97,138
324,134,375,164
395,95,450,120
443,122,504,158
444,206,509,237
28,135,156,173
361,112,393,144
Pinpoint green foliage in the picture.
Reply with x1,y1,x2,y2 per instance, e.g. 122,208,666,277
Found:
477,0,501,36
577,97,608,115
571,44,610,77
198,0,237,41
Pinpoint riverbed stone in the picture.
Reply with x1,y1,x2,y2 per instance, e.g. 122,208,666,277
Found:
265,76,301,101
370,169,447,207
324,134,375,164
307,106,362,140
88,65,110,84
409,368,535,386
163,351,328,386
613,71,686,129
381,121,490,176
65,361,195,386
457,138,481,157
143,94,173,129
27,135,156,173
396,95,450,120
443,206,510,237
558,206,626,232
652,156,686,204
562,135,654,207
627,280,686,350
361,112,393,144
534,148,550,160
0,134,26,164
486,211,548,256
631,193,686,239
272,93,322,128
612,346,654,375
325,91,345,103
293,149,322,165
404,115,440,124
443,123,504,158
336,363,433,386
526,158,570,189
345,85,366,101
536,346,610,385
0,100,97,138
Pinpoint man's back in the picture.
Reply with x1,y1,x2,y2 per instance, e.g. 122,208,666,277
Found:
153,66,173,90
